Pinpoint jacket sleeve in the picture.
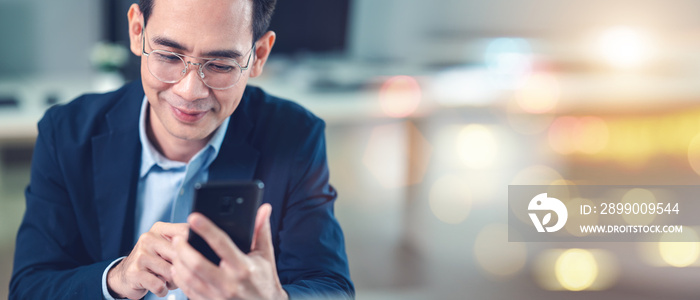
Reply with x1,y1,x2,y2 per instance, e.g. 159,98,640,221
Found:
10,109,110,299
276,120,355,299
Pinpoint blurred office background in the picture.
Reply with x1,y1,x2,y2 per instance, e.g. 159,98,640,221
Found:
3,0,700,298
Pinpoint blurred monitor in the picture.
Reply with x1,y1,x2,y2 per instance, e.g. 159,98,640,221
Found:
267,0,350,57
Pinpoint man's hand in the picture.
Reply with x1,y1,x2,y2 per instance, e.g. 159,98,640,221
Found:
171,203,289,300
107,222,188,299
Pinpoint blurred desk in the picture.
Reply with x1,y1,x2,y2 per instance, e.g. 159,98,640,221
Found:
0,74,99,145
0,70,389,145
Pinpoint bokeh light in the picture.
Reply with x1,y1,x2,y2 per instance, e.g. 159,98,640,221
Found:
515,71,560,114
535,249,618,291
378,75,422,118
548,116,581,155
620,188,657,225
555,248,598,291
597,26,653,69
484,37,533,89
456,124,498,169
428,174,471,224
548,116,609,155
639,226,700,267
658,227,700,268
577,116,609,154
605,119,653,167
473,224,527,278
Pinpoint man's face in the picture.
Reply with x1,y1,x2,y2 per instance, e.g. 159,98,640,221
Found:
140,0,254,143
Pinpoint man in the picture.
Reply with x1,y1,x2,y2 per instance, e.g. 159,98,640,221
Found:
9,0,354,299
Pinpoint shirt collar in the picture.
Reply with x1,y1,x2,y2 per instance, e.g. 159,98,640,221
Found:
138,96,230,177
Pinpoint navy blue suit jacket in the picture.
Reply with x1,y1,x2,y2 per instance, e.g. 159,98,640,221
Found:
10,80,354,299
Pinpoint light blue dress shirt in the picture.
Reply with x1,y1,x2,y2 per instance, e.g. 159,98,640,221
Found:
101,96,229,300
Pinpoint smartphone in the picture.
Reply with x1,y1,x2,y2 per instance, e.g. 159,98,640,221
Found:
187,180,264,264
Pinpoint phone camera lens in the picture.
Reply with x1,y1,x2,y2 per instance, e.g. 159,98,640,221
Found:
221,197,234,212
236,197,244,204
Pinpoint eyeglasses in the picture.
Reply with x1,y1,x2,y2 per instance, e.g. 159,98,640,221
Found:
141,29,255,90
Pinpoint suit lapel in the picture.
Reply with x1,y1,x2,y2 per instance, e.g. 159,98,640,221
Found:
93,82,143,259
209,96,260,182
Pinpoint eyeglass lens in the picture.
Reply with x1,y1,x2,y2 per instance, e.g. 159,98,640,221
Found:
147,50,242,89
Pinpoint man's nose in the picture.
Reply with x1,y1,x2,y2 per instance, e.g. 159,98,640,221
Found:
172,63,210,101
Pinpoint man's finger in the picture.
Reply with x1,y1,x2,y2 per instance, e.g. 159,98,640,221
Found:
250,203,274,261
141,232,178,263
172,235,223,287
188,212,245,263
152,221,189,240
171,238,225,299
139,272,169,297
142,252,175,283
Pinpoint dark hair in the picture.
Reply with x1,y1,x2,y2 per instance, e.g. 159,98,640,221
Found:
139,0,276,42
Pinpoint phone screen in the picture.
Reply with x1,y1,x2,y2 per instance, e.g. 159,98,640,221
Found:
187,180,264,264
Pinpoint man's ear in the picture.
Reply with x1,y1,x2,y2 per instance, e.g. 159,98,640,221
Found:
127,4,144,56
249,31,276,78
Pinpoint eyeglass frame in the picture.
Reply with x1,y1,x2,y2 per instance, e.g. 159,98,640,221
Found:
141,28,256,90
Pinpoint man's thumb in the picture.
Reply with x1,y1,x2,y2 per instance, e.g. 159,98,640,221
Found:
251,203,274,259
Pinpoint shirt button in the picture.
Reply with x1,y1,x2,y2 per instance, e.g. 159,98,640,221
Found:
179,189,184,196
167,294,176,300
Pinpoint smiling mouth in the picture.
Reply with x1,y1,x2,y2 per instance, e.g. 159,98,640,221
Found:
170,105,208,123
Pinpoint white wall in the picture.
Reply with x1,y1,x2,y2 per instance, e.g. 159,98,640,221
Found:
0,0,102,77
